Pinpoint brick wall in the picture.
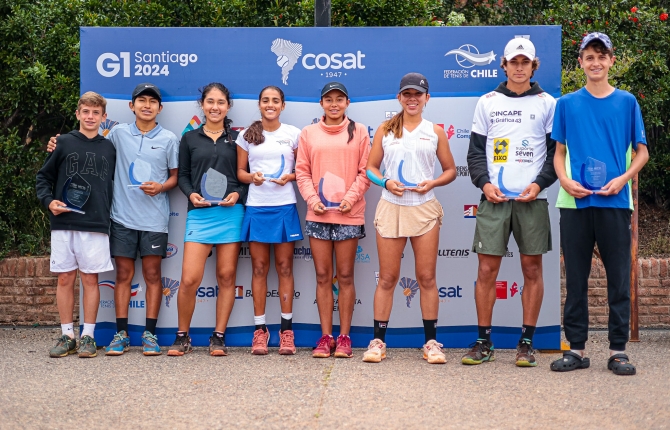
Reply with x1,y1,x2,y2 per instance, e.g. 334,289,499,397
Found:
1,256,669,327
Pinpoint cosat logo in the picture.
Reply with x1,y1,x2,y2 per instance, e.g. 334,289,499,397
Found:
464,205,478,218
162,277,180,307
355,245,370,263
182,116,202,135
197,285,219,302
271,38,366,85
438,285,463,302
271,38,303,85
399,277,419,308
99,119,119,137
444,44,498,79
166,243,178,258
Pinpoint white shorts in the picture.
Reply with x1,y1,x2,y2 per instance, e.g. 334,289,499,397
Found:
50,230,114,274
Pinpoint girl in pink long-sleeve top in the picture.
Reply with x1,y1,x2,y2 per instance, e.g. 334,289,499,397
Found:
295,82,371,359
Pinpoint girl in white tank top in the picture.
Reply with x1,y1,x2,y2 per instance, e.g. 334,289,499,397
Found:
364,73,457,364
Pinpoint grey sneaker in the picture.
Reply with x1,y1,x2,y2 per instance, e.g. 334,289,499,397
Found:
167,334,193,356
461,339,495,365
49,335,77,358
78,335,98,358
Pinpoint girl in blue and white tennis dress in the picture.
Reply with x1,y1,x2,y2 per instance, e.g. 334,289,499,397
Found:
236,85,303,356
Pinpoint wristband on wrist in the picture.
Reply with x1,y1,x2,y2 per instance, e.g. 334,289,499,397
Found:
382,178,389,190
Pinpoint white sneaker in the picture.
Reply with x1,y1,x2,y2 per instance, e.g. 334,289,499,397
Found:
362,338,387,363
423,339,446,364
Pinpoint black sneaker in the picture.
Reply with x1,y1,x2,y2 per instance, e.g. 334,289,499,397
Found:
461,339,495,365
209,334,228,356
515,338,537,367
167,333,192,356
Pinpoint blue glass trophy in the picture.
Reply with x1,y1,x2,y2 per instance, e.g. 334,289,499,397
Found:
263,154,286,180
128,158,152,188
318,171,346,210
498,166,522,198
60,173,91,214
580,157,607,190
200,168,228,204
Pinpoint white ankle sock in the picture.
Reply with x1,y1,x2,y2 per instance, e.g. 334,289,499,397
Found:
81,323,95,338
61,323,74,339
610,349,624,357
570,349,584,357
254,314,266,325
281,312,293,320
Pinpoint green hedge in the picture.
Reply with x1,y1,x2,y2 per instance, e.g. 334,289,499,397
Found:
0,0,668,256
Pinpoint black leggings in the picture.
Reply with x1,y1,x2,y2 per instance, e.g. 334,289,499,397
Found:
560,207,631,351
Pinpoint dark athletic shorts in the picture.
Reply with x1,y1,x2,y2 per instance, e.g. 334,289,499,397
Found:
110,220,168,259
471,199,551,256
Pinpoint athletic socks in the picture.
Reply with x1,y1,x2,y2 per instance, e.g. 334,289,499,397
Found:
423,319,437,344
281,313,293,332
373,320,388,342
254,314,267,332
478,325,492,342
213,331,225,342
61,323,74,339
116,318,128,334
81,323,95,338
520,324,535,342
145,318,158,335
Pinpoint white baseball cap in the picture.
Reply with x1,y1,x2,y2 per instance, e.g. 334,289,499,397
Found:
503,37,536,61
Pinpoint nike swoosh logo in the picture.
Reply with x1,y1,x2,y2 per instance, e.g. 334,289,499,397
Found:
152,245,160,248
151,146,160,149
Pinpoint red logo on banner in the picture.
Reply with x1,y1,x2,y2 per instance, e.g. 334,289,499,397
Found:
496,281,508,299
510,282,519,297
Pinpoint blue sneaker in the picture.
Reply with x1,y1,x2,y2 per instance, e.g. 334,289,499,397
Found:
105,330,130,356
142,331,161,356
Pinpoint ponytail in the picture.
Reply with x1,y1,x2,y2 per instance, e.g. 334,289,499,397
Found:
224,117,233,144
347,118,356,143
382,110,404,138
244,120,265,145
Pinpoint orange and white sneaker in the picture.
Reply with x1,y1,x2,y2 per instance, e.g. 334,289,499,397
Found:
278,330,296,355
362,338,387,363
423,339,447,364
251,329,269,355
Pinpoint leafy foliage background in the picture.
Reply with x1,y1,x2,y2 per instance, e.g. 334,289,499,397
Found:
0,0,667,256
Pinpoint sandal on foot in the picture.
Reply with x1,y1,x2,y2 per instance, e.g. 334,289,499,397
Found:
550,351,590,372
608,353,636,376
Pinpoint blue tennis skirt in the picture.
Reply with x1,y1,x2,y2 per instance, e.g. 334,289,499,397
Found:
184,205,244,244
241,204,304,243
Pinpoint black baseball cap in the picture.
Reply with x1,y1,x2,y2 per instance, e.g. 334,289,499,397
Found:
132,83,162,103
399,73,429,93
321,82,349,98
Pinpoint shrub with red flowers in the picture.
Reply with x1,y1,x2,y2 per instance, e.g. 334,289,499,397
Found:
440,0,670,208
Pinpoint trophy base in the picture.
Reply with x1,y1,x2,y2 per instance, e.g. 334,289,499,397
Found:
323,206,340,211
204,200,224,204
59,205,85,214
401,186,419,191
127,184,143,188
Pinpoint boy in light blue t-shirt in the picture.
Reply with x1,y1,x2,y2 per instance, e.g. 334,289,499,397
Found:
550,33,649,376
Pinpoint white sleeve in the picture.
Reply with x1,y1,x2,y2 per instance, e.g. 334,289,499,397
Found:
471,97,489,136
291,126,300,150
544,96,556,134
235,130,249,152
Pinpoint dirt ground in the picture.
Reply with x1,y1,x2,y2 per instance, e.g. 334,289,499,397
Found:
639,202,670,258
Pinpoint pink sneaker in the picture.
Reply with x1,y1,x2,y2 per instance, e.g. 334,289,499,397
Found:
312,334,335,358
251,329,269,355
278,330,296,355
334,334,353,358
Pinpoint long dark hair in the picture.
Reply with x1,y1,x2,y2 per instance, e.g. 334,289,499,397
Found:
245,86,285,146
199,82,233,144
